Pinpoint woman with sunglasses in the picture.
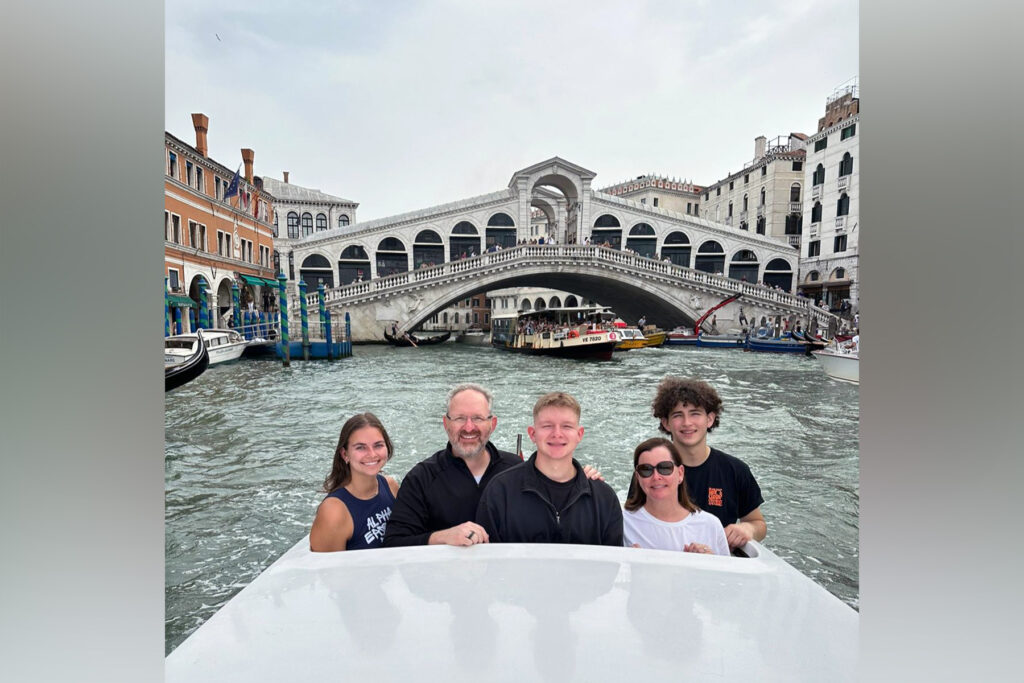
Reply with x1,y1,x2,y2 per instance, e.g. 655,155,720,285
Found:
623,437,729,556
310,412,400,551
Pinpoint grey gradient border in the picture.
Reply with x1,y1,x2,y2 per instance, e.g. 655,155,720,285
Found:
3,1,1022,680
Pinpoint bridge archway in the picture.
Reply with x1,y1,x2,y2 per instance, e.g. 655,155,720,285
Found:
338,245,370,284
728,249,759,282
694,240,725,274
592,213,622,248
662,230,691,267
376,237,408,277
413,229,443,269
486,212,517,249
450,221,480,260
764,258,794,291
301,253,335,289
626,222,657,258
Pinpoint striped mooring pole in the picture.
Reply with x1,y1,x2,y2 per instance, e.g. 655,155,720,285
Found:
325,310,334,361
298,279,310,361
164,278,171,336
231,282,241,335
278,273,290,366
198,281,209,330
318,284,330,361
174,306,183,335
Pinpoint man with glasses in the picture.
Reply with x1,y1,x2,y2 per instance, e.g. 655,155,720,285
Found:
649,377,766,550
382,383,523,547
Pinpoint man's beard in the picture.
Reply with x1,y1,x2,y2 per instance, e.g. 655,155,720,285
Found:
451,439,488,460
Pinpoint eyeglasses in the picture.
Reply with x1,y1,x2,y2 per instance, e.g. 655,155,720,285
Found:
445,414,493,427
635,461,676,478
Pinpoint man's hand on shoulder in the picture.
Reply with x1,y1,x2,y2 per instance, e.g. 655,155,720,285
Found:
582,464,604,481
429,522,489,546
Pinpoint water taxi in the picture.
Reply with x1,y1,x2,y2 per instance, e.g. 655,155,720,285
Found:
491,305,620,360
165,538,858,681
165,328,246,365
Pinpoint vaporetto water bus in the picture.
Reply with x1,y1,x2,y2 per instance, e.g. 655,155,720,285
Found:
490,305,621,361
165,538,858,680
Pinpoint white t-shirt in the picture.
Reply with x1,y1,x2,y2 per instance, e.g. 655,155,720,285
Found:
623,506,730,556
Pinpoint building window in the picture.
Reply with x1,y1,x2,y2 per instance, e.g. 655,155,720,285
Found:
728,202,733,217
186,160,194,186
653,197,659,207
815,138,828,152
790,183,801,202
218,231,233,257
716,187,721,196
287,212,300,238
167,213,182,244
837,193,850,216
316,213,328,231
835,267,846,279
813,164,825,185
808,240,820,257
301,212,313,236
760,188,766,207
761,166,767,177
168,269,180,291
744,173,749,184
686,202,691,214
338,214,350,227
785,214,802,235
811,201,822,223
729,181,734,190
704,191,710,201
742,194,748,212
834,235,848,252
756,216,765,234
792,161,803,172
215,177,222,199
740,221,748,231
195,167,204,193
841,124,856,140
168,151,178,179
839,153,854,177
640,198,646,204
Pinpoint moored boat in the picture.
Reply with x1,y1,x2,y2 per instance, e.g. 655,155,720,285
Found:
614,327,648,351
639,329,667,348
665,327,699,345
165,328,246,366
812,343,860,384
745,329,813,354
165,329,209,392
491,305,620,360
695,332,745,349
165,539,858,681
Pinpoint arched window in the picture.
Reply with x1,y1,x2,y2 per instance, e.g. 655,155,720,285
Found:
728,202,733,217
376,237,408,276
534,298,546,311
626,223,656,258
487,212,515,226
301,212,313,236
756,216,766,234
728,249,759,282
564,295,579,308
662,231,691,267
811,201,823,223
273,211,279,237
593,214,620,227
287,211,299,238
591,214,622,249
742,194,748,212
485,212,516,248
549,296,562,309
837,193,850,217
337,214,350,227
763,258,794,291
813,164,825,186
316,213,327,231
338,245,371,284
520,299,532,311
450,221,480,260
760,188,766,207
299,253,334,289
694,240,725,274
839,153,854,177
413,230,444,269
790,183,801,202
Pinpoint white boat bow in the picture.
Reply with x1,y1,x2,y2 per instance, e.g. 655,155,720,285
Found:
166,538,857,681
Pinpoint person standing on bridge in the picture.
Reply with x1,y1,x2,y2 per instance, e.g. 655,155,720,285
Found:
648,377,767,550
383,383,605,547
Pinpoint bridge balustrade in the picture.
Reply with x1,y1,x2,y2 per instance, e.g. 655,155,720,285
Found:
303,244,835,328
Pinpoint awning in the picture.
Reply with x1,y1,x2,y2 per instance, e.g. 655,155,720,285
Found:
261,277,281,288
166,294,197,308
239,274,264,286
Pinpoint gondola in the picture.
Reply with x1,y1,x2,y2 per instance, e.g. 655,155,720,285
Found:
165,329,209,392
383,329,452,347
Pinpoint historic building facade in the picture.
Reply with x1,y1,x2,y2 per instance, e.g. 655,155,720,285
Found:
597,175,703,217
799,86,860,309
698,134,808,248
164,113,278,329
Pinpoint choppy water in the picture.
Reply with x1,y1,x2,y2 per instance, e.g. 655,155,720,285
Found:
165,342,859,653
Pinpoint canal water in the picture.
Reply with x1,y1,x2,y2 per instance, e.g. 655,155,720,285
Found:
165,342,859,653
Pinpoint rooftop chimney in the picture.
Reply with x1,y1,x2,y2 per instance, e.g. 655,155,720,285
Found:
241,148,254,183
754,135,766,160
283,171,289,183
191,113,209,157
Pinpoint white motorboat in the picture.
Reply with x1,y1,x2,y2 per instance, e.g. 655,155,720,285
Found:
457,325,490,345
165,328,246,366
165,539,857,681
812,346,859,384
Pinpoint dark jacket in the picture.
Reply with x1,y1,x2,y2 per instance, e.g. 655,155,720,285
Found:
383,442,521,547
475,453,623,546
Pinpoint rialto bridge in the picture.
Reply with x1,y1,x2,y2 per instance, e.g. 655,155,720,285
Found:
274,158,836,341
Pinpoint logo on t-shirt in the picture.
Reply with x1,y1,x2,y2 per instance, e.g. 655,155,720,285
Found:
364,507,392,544
707,488,723,507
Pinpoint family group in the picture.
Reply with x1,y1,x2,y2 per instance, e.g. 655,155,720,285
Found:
309,378,766,557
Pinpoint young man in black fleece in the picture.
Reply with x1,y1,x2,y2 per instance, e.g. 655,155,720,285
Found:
475,392,623,546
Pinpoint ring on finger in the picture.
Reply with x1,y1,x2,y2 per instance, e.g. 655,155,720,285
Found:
467,530,475,540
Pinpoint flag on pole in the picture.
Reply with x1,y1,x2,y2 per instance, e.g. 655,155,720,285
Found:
223,164,241,204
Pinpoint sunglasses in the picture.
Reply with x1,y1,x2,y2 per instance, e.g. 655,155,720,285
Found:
635,461,676,478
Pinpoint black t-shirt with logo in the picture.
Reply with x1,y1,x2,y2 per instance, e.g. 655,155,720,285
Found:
683,447,764,528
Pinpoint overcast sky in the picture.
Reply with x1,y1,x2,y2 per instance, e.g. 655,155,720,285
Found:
166,0,858,221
